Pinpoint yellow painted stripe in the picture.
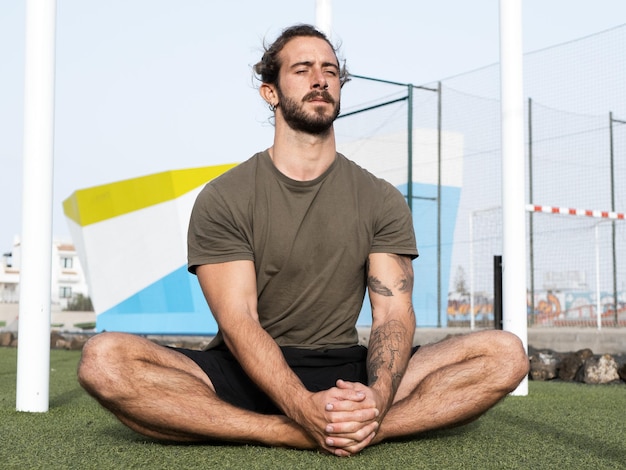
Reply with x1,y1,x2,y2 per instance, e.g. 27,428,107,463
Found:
63,164,237,227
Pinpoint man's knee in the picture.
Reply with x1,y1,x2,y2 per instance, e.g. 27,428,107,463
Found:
77,332,127,397
485,330,529,388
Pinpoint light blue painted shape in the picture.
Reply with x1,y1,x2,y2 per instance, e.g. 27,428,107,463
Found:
97,266,218,334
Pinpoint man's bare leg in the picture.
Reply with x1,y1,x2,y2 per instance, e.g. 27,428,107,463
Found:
77,332,315,448
374,330,529,442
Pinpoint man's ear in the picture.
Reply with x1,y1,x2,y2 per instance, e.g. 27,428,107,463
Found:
260,83,277,108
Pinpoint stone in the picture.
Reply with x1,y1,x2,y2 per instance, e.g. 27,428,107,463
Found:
69,337,88,351
577,348,595,361
0,331,14,347
50,332,71,349
558,348,593,381
529,349,560,381
615,354,626,382
582,354,620,384
558,353,582,381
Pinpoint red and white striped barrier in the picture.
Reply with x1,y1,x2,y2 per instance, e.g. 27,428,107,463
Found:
526,204,625,220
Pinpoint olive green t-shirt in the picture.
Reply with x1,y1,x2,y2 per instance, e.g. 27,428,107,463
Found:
188,150,418,349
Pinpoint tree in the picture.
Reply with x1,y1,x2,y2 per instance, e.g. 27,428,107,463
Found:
64,293,94,311
454,266,469,295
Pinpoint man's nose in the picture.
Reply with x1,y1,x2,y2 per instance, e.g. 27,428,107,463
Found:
312,71,328,90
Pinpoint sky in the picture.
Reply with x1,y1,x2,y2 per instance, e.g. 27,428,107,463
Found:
1,0,626,253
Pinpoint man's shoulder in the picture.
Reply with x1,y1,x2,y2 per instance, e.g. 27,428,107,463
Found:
336,153,399,193
210,151,265,187
194,151,266,210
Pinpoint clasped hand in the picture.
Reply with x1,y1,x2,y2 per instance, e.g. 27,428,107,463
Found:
300,379,384,457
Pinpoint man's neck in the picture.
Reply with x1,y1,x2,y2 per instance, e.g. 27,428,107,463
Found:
269,125,337,181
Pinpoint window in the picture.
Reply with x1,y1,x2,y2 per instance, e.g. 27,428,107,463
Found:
61,257,73,269
59,286,72,299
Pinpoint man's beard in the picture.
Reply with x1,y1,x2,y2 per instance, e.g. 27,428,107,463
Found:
276,87,340,135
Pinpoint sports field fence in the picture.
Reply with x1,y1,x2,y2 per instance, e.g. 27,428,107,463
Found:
335,24,626,329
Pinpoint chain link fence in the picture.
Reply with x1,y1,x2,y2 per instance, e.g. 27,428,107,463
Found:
335,24,626,328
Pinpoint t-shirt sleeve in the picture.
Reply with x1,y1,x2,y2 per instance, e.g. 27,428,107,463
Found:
187,184,254,274
370,181,419,259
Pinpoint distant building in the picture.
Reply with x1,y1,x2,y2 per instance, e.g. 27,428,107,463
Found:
0,237,89,308
0,248,19,303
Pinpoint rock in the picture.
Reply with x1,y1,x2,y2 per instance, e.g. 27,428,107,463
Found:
530,349,560,381
577,348,595,361
50,331,70,349
69,337,88,351
558,348,593,381
558,353,582,381
582,354,620,384
615,354,626,382
0,331,14,347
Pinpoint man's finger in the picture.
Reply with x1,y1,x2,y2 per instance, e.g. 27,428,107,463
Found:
325,397,378,413
326,408,379,426
326,418,379,436
327,430,377,456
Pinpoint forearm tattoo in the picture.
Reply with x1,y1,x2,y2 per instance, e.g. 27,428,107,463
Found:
366,254,414,393
367,320,407,393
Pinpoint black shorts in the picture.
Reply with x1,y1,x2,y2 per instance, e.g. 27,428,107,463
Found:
175,344,419,415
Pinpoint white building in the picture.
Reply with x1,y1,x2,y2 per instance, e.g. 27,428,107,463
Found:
0,237,89,309
0,249,19,303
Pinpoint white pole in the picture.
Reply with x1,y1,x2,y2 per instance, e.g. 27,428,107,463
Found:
469,211,475,330
315,0,332,38
595,224,602,330
499,0,528,396
16,0,57,412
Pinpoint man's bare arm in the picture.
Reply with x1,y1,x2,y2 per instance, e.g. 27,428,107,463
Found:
322,253,415,454
365,253,416,415
195,261,375,454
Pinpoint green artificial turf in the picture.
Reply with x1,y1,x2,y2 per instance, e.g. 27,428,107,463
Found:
0,348,624,470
